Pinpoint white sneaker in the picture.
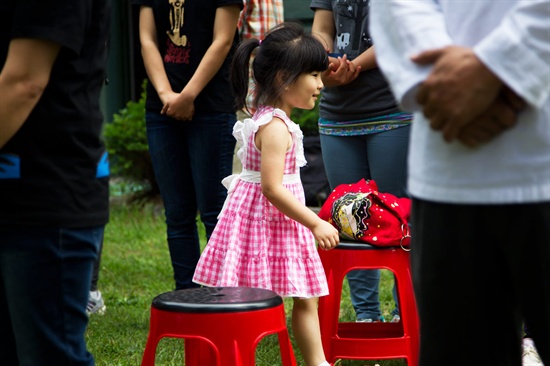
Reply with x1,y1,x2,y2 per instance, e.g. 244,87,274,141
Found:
356,316,384,323
522,341,543,366
87,290,106,315
390,314,401,323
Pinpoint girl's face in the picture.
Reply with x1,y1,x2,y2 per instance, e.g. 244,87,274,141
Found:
279,71,323,115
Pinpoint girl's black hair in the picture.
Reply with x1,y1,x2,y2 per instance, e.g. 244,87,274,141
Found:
231,21,329,114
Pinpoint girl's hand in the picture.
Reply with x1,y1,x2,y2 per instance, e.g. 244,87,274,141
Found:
313,220,340,250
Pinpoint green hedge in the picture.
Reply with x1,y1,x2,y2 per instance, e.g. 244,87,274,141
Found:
103,80,158,201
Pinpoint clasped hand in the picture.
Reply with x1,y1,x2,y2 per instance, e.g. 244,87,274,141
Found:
160,90,195,121
321,54,361,88
412,46,526,147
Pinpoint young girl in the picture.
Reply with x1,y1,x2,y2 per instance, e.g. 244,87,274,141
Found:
193,22,340,366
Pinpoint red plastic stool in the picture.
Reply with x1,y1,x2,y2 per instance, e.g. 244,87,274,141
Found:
318,241,419,365
141,287,296,366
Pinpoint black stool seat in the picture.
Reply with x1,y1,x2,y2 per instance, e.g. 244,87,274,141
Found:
152,287,283,313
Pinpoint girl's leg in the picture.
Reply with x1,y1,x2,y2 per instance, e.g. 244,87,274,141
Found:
292,297,326,366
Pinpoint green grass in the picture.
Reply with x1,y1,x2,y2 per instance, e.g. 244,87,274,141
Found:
86,198,407,366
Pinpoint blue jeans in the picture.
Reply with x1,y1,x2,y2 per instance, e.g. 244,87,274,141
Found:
0,225,103,366
146,111,236,290
320,126,410,320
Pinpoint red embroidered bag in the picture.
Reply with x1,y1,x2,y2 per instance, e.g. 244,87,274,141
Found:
318,179,411,250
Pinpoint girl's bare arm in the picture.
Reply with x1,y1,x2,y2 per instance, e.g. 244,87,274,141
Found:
257,118,339,249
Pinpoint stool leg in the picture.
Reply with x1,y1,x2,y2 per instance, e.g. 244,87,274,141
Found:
395,271,419,366
141,331,163,366
207,306,296,366
277,330,297,366
215,331,296,366
318,250,341,363
141,309,163,366
206,337,250,366
185,338,219,366
391,251,420,366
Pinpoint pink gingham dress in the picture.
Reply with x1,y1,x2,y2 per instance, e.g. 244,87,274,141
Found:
193,106,329,298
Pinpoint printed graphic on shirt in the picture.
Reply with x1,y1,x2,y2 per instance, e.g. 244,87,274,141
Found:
165,0,190,64
0,153,21,179
167,0,186,46
335,0,372,56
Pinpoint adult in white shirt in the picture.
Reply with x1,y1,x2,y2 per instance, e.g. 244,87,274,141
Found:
370,1,550,365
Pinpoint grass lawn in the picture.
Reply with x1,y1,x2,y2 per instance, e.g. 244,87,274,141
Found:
86,196,408,366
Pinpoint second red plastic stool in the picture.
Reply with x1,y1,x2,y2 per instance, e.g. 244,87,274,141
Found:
318,241,419,365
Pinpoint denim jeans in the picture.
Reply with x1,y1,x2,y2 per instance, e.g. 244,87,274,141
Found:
146,111,236,290
0,225,103,366
320,125,410,320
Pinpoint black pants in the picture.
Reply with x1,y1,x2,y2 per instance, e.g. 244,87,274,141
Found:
410,199,550,366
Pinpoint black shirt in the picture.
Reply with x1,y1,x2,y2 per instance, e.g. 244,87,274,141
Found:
0,0,112,227
133,0,243,114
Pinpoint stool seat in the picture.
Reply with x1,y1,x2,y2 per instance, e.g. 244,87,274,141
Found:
141,287,296,366
152,287,282,313
318,240,419,365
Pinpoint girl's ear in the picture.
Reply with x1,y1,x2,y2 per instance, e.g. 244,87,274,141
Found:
275,70,290,90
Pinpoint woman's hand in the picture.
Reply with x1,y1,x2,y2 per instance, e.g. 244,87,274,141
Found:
161,90,195,121
321,54,361,88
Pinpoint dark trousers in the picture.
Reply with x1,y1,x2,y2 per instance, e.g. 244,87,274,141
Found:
0,225,103,366
91,229,104,291
410,199,550,366
146,111,236,290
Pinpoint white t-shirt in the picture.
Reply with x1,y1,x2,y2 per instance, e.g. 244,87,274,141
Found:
370,0,550,204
